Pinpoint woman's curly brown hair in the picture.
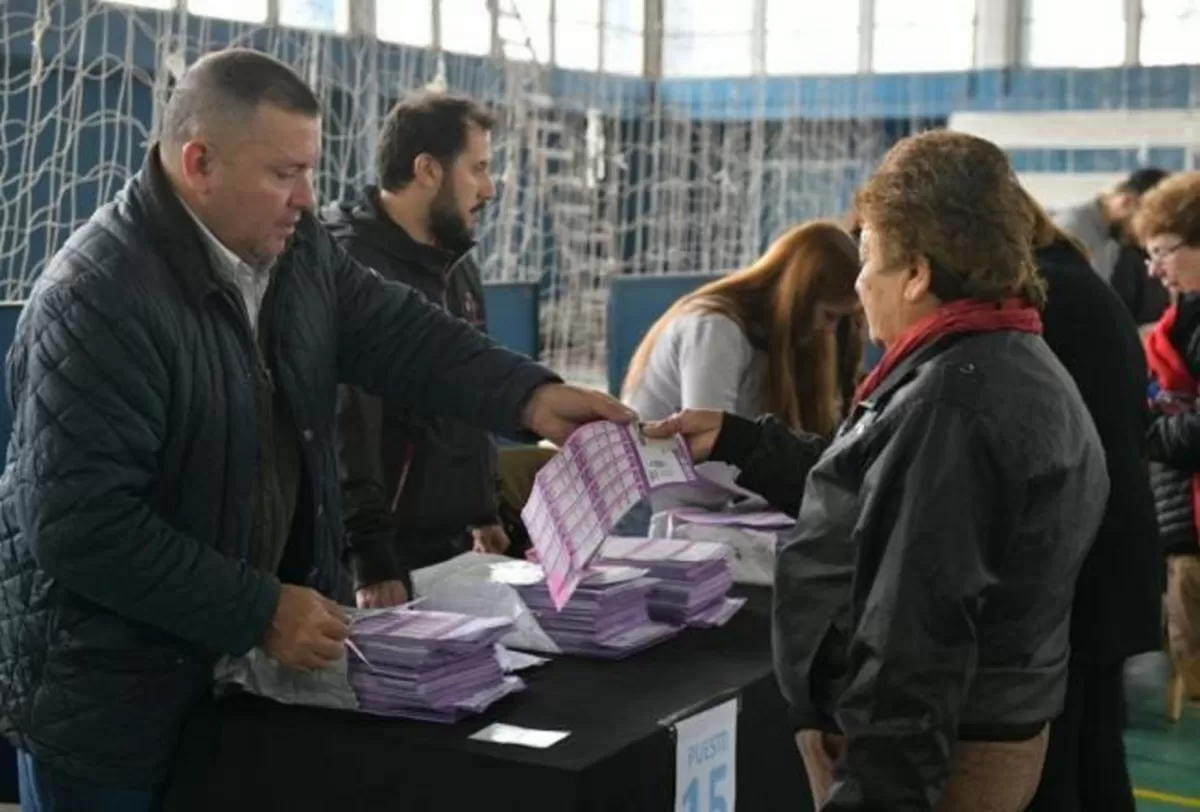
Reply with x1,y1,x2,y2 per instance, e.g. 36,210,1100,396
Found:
1132,171,1200,246
855,130,1046,308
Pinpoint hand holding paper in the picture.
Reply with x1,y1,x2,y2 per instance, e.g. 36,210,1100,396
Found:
263,584,350,670
642,408,726,463
520,420,700,609
521,383,637,446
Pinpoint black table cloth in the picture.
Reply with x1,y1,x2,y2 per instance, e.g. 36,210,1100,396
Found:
162,587,812,811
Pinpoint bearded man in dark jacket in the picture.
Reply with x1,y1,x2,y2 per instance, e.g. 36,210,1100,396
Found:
321,92,509,609
0,49,630,810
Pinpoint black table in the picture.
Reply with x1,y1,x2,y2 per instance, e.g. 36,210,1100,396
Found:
162,588,811,811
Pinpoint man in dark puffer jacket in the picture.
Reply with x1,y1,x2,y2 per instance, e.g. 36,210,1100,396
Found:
0,49,631,809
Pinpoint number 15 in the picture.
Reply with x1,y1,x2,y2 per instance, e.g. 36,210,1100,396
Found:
682,764,728,812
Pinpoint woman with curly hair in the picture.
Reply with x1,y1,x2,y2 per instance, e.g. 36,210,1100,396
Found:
647,131,1108,811
1135,172,1200,707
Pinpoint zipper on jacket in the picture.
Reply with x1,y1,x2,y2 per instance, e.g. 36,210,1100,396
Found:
389,441,416,514
218,285,273,394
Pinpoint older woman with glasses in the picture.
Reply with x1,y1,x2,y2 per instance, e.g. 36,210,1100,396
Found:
1136,172,1200,705
646,131,1108,811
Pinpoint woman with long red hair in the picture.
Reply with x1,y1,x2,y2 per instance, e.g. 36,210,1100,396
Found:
617,221,861,532
622,220,862,437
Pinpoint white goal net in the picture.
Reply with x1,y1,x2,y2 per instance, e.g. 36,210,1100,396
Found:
0,0,890,388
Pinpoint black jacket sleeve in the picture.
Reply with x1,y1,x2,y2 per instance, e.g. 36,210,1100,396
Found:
1148,298,1200,468
335,384,410,590
709,414,828,517
11,276,280,656
1147,409,1200,468
821,402,999,811
453,254,500,527
329,233,560,442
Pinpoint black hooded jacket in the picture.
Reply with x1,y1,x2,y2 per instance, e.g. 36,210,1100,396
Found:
321,187,499,586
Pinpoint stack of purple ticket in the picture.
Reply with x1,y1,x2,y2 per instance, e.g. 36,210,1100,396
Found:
346,608,524,723
521,421,702,611
597,538,746,628
512,566,679,659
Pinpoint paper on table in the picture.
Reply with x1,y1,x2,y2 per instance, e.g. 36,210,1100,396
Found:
667,506,794,529
471,722,571,749
601,536,728,564
520,421,699,610
416,573,564,655
494,645,550,673
649,510,781,587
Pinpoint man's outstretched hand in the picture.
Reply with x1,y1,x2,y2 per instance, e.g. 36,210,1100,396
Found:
521,383,637,446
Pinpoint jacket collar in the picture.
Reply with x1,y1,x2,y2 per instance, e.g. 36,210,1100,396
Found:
360,186,473,273
855,333,966,412
131,143,226,303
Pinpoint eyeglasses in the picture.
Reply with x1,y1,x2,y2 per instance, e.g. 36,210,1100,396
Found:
1147,242,1187,268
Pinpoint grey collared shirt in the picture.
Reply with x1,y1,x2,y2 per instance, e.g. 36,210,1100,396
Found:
181,202,272,333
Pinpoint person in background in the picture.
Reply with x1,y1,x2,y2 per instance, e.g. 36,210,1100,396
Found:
617,220,861,530
1134,172,1200,705
1018,189,1162,812
647,131,1108,811
321,91,509,608
1112,241,1171,326
1055,167,1170,321
0,48,630,811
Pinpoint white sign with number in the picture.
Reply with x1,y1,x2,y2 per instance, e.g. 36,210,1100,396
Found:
673,697,738,812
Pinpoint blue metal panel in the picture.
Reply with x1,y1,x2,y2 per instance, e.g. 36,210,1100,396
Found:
0,302,23,452
482,282,540,360
1008,147,1188,174
657,65,1200,121
0,61,156,290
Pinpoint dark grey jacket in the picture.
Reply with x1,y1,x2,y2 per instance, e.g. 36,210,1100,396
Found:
716,330,1108,810
0,146,556,786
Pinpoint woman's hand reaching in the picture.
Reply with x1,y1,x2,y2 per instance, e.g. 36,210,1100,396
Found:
641,408,726,463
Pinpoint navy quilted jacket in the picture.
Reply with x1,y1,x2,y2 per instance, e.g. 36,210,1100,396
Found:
0,147,556,786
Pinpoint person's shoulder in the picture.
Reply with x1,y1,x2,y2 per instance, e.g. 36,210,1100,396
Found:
292,210,359,280
903,332,1063,416
671,309,749,341
1051,200,1097,229
33,202,158,308
1038,240,1142,345
1039,240,1117,301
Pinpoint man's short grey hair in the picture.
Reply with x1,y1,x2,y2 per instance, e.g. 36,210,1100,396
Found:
160,48,321,151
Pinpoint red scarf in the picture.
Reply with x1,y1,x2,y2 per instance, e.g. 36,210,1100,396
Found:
1145,304,1200,535
853,298,1044,407
1146,305,1193,394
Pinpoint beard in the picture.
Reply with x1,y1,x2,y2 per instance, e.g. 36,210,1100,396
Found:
429,184,479,255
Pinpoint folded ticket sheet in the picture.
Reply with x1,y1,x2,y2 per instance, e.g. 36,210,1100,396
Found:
521,421,700,610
